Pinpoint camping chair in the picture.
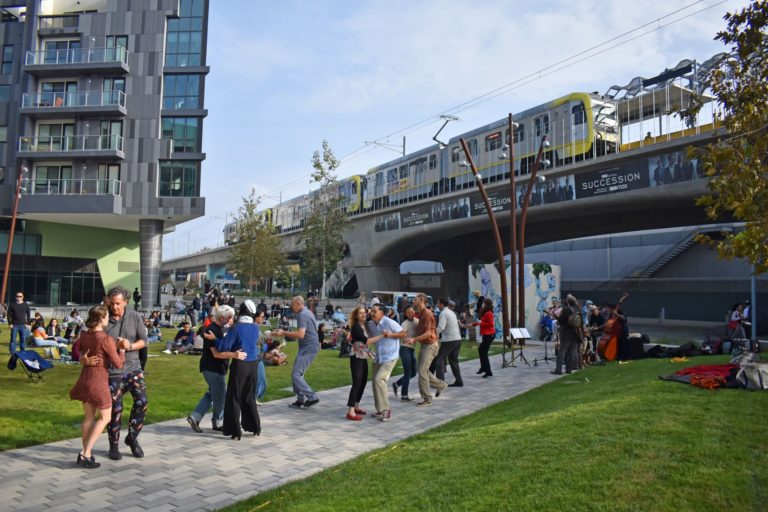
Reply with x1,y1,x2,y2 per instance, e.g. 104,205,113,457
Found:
7,350,55,382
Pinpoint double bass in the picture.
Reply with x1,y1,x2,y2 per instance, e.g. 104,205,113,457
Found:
598,292,629,362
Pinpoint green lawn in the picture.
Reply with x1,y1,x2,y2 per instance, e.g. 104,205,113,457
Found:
0,328,500,451
219,355,768,512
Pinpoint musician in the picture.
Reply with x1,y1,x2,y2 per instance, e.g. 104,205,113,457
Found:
551,295,581,375
586,305,605,354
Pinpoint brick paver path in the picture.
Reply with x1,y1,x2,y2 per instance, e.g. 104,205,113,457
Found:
0,345,561,511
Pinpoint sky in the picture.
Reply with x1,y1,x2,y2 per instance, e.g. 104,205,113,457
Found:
162,0,749,259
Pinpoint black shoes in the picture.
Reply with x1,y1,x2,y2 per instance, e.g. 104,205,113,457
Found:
448,382,463,387
476,369,484,374
108,444,122,460
435,385,446,398
289,399,305,409
125,436,144,458
187,416,202,433
303,398,320,408
78,453,100,469
290,398,319,408
482,372,493,378
231,430,242,441
212,419,223,432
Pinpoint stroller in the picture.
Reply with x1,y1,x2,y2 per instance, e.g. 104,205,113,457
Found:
7,350,55,382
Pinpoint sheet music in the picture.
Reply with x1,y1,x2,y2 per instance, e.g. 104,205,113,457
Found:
510,328,531,340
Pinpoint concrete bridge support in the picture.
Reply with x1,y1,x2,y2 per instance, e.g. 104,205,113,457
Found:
355,265,400,296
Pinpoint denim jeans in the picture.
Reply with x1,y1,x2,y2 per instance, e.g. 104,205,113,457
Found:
191,370,227,424
292,342,320,401
256,360,267,401
396,345,417,397
9,325,30,354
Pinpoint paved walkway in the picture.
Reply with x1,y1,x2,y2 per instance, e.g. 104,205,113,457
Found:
0,345,560,512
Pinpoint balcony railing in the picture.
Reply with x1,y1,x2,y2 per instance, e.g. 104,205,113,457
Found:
30,179,121,196
25,46,129,66
18,134,124,153
21,90,126,109
38,15,79,30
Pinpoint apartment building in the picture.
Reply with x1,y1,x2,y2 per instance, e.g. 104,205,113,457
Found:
0,0,208,307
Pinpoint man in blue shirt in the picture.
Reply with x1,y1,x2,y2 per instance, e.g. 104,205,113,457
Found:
368,304,406,422
274,296,321,409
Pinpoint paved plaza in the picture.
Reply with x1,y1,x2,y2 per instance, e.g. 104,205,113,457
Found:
0,346,560,512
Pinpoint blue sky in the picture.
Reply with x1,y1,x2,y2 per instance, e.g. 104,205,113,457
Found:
162,0,747,259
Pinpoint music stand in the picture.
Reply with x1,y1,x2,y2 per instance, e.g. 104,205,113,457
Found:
509,328,532,367
535,332,556,366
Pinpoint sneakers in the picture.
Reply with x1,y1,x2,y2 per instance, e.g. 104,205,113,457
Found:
380,409,391,422
435,384,447,398
302,398,319,408
162,349,172,354
392,382,400,398
401,396,414,402
416,399,432,407
187,416,202,433
289,399,305,409
125,436,144,458
371,410,384,417
108,444,122,460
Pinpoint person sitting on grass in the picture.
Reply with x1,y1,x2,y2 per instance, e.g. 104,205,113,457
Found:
163,321,194,354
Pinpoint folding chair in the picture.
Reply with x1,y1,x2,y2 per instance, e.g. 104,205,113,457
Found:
7,350,55,382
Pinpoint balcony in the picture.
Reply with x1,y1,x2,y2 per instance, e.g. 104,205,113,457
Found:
20,179,122,216
18,135,125,161
24,47,129,77
38,14,79,35
20,90,127,119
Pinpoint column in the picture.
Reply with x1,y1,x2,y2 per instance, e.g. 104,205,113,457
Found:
139,219,164,308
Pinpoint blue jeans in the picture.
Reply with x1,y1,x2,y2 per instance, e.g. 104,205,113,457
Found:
191,370,227,424
256,360,267,401
292,342,319,401
9,325,30,354
396,346,417,397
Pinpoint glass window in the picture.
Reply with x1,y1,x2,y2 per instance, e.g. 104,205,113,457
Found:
163,74,200,109
2,45,13,75
159,161,199,197
485,132,502,152
572,103,587,125
0,85,9,101
0,126,6,143
387,168,398,183
165,0,204,67
514,123,525,143
162,117,200,152
469,138,478,156
399,165,408,179
429,154,437,169
34,165,72,194
451,147,460,162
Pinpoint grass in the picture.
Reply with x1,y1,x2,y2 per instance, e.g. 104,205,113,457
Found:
219,355,768,512
0,327,501,451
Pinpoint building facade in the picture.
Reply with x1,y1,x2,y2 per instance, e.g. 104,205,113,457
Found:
0,0,208,307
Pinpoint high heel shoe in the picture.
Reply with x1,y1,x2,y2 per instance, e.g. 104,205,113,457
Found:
76,452,85,466
81,455,100,469
231,431,242,441
476,369,484,374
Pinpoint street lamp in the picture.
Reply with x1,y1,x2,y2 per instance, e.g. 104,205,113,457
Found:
457,139,511,351
1,165,29,306
517,137,550,329
500,114,520,328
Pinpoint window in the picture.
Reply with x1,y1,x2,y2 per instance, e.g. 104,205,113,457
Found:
469,138,478,156
41,81,77,106
0,126,6,143
451,147,460,162
399,165,408,179
103,77,125,105
43,40,80,64
162,117,200,152
2,45,13,75
98,163,120,194
387,168,398,183
37,123,74,150
572,103,587,125
429,154,437,169
0,85,9,101
535,114,550,136
513,123,525,143
159,161,199,197
100,120,123,150
34,165,72,194
165,0,204,67
485,132,502,152
105,35,128,61
163,74,200,109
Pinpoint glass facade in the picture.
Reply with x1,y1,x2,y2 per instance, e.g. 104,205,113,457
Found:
163,74,200,109
1,255,104,306
161,117,199,152
159,161,199,197
165,0,204,67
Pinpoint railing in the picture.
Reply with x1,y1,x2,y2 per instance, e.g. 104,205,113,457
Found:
21,90,126,109
25,46,128,66
38,15,79,30
30,179,121,196
18,134,124,153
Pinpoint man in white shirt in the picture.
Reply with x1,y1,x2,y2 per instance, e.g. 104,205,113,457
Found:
434,298,464,387
368,304,406,421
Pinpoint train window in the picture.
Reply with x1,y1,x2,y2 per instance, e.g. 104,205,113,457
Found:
387,168,398,183
429,154,437,169
543,114,549,134
535,118,541,137
485,132,502,152
469,138,478,155
451,147,460,162
514,123,525,143
399,165,409,179
572,104,586,125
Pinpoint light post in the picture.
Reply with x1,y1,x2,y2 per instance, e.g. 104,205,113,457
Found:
499,114,519,325
457,139,511,351
517,137,550,328
1,165,29,306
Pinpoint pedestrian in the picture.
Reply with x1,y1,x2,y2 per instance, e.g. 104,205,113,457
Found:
475,298,495,378
132,287,141,309
82,286,149,460
392,306,419,402
7,291,31,354
274,296,321,409
69,305,126,468
552,294,582,375
218,300,262,439
187,305,243,433
408,293,446,407
434,298,464,387
345,306,381,421
367,304,406,421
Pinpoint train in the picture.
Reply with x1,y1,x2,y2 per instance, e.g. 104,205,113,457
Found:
225,91,624,243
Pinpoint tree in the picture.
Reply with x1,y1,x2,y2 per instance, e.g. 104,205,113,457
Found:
300,140,349,298
227,190,285,292
685,1,768,273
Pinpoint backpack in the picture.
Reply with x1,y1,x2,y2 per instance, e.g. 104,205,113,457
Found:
568,309,583,331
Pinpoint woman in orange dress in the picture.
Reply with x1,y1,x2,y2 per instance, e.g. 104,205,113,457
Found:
69,305,126,468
